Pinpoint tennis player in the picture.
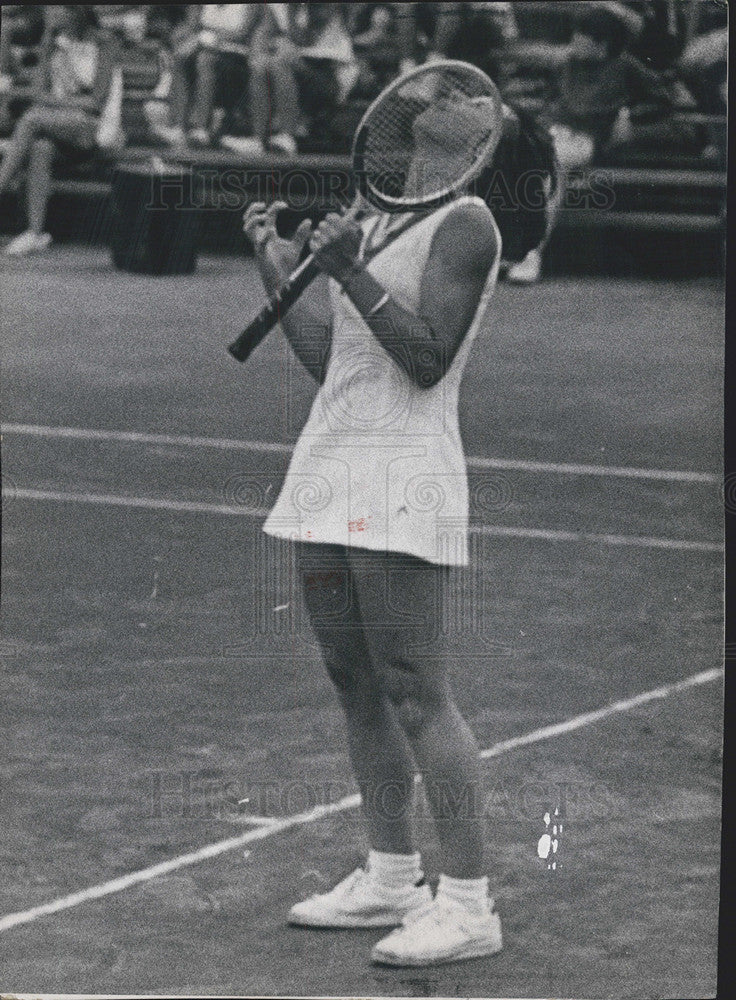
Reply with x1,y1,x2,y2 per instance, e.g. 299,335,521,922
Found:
243,78,505,967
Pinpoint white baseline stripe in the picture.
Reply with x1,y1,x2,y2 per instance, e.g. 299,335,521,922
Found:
1,422,720,484
0,667,722,934
472,522,722,553
480,667,724,758
230,814,281,827
3,487,723,553
1,422,291,457
6,487,268,519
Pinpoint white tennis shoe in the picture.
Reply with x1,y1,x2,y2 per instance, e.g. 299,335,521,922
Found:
371,895,503,966
4,231,51,256
505,248,542,284
288,867,431,928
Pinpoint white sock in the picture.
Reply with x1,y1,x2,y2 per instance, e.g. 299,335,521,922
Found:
437,873,492,916
367,849,423,893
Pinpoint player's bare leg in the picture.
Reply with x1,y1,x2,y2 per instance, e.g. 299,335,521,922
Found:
288,541,431,928
348,550,502,966
297,542,417,854
348,550,487,880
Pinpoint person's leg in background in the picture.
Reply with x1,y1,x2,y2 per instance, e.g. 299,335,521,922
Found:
244,48,270,153
25,137,54,238
294,59,340,154
267,45,302,154
258,39,301,154
188,45,219,145
221,48,268,155
0,104,97,191
151,48,196,145
227,39,301,157
214,52,251,142
0,105,50,192
506,127,589,285
1,104,97,255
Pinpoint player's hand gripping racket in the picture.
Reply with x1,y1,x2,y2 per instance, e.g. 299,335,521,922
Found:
229,197,364,363
228,60,503,363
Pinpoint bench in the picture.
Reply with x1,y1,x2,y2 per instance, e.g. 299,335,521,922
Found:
1,137,725,236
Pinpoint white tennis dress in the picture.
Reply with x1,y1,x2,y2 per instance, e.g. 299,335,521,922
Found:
262,194,501,566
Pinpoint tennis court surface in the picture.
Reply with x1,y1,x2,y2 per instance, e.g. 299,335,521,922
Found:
1,247,723,998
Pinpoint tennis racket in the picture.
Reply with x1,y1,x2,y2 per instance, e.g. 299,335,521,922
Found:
228,59,503,363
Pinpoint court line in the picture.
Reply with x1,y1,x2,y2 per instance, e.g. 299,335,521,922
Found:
479,667,723,758
3,487,723,553
0,666,722,934
0,422,720,483
229,815,281,828
472,522,723,553
5,487,269,519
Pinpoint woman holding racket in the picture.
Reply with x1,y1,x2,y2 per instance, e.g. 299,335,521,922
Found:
242,63,504,967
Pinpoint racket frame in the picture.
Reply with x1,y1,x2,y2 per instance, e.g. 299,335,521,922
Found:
351,58,503,214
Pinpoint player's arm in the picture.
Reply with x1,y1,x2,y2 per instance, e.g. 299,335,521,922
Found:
243,202,332,384
415,203,499,378
310,203,498,388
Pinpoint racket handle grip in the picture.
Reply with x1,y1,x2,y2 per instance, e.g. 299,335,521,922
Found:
228,254,321,363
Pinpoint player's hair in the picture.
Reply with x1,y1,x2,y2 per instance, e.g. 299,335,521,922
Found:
476,106,560,263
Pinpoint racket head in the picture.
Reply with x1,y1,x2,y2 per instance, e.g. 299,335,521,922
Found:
352,59,504,214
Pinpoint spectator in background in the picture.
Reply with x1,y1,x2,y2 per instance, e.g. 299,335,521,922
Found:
678,23,727,168
222,4,353,157
624,1,686,70
0,5,45,92
387,2,517,74
347,5,402,103
0,5,122,257
506,1,695,283
92,5,149,44
547,4,649,161
620,2,705,137
144,6,193,48
435,2,518,82
149,4,260,148
678,26,727,116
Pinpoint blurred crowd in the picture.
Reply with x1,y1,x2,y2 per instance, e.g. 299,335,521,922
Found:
0,3,727,154
0,3,727,261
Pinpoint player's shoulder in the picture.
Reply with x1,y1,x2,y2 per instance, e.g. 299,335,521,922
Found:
445,196,497,237
433,197,499,264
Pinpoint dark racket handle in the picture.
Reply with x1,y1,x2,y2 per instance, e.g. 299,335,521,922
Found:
228,253,320,363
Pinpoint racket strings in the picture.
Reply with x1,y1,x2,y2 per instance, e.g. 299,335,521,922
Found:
360,65,502,206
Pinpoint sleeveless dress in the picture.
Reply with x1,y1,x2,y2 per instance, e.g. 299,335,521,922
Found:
262,194,501,567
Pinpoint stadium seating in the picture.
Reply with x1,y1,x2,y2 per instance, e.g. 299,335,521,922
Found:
0,123,725,272
0,3,725,272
